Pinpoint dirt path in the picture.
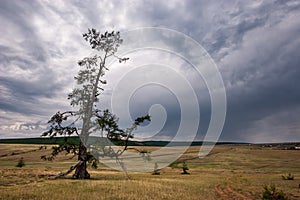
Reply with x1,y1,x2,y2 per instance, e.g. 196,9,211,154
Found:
215,184,253,200
215,185,231,200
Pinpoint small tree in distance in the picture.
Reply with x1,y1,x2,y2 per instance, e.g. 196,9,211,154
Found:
42,28,150,179
16,157,25,168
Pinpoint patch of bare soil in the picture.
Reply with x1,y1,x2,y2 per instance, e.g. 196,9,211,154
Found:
215,184,253,200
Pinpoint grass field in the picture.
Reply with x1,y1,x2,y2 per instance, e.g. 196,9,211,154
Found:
0,144,300,199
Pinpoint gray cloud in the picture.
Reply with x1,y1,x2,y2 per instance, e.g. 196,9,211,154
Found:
217,6,300,142
0,0,300,142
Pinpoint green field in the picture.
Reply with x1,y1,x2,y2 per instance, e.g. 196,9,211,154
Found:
0,144,299,199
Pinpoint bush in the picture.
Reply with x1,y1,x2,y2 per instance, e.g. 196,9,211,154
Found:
152,162,160,175
181,162,190,175
282,173,294,180
139,149,151,161
16,157,25,168
262,184,288,200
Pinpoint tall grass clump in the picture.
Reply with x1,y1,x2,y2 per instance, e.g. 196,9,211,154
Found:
262,184,288,200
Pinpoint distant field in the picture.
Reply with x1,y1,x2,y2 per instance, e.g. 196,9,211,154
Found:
0,136,250,146
0,144,299,199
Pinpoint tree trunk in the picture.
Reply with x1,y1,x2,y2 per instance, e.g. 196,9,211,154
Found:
73,141,90,179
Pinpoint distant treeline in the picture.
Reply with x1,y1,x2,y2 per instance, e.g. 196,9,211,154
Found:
0,137,80,145
0,136,248,146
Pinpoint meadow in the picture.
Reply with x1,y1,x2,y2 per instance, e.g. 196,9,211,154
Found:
0,143,299,199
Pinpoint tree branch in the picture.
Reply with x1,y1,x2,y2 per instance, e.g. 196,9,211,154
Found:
48,161,83,179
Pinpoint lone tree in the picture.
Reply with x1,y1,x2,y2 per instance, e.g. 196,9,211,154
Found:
42,28,150,179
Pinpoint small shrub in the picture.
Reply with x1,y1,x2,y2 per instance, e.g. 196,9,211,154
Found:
139,149,151,161
262,184,288,200
181,162,190,175
152,162,160,175
282,173,294,180
87,156,99,169
16,157,25,168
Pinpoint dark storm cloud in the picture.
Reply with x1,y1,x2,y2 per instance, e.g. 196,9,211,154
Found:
120,0,300,142
128,84,181,138
221,25,300,141
208,2,300,141
0,0,300,142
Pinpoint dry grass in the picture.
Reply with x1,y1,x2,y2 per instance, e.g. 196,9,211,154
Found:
0,144,300,199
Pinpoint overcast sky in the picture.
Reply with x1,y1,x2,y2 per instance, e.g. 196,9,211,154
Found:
1,0,300,143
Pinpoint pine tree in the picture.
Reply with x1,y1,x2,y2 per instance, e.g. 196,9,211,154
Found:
42,29,149,179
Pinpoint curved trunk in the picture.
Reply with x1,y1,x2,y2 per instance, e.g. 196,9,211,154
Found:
73,141,90,179
73,53,107,179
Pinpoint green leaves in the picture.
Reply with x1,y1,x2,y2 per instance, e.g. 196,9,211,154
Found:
82,29,123,53
41,137,80,161
42,111,78,138
134,114,151,125
97,109,123,138
118,57,129,63
96,109,151,144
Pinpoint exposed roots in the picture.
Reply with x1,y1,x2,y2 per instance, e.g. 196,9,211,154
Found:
48,161,84,180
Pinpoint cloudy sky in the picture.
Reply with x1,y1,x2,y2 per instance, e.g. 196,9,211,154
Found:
1,0,300,143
